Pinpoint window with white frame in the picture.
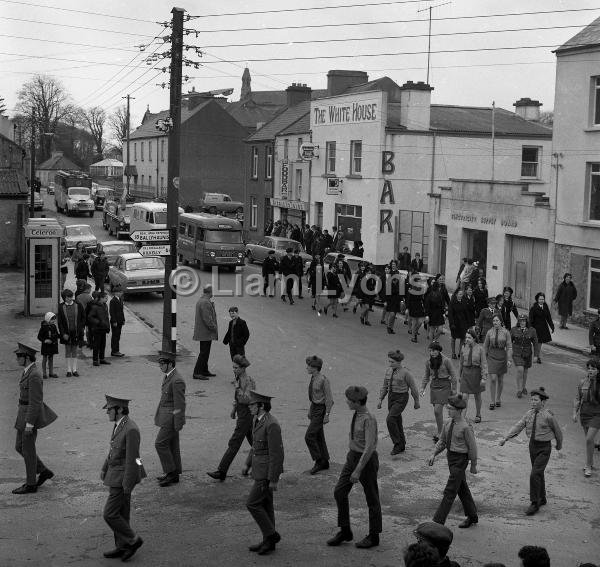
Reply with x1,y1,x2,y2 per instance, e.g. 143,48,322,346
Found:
265,145,273,179
250,196,258,228
297,138,303,158
326,141,336,174
134,143,137,161
141,174,145,186
350,140,362,174
251,147,258,179
521,146,539,177
149,141,153,161
590,163,600,221
148,175,152,187
589,258,600,310
594,77,600,125
161,139,165,161
141,142,145,161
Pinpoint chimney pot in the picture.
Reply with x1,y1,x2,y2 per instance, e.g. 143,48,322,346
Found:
327,70,369,96
513,97,542,121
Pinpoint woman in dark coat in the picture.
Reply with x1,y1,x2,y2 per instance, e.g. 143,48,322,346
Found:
472,278,488,318
384,261,403,334
529,292,555,364
407,272,426,343
554,273,577,329
448,289,470,359
499,286,519,330
464,285,476,327
424,281,446,342
324,265,343,318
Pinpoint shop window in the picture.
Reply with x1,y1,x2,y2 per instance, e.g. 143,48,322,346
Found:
521,146,539,177
283,139,289,160
326,141,336,174
590,258,600,310
350,140,362,174
265,145,273,180
594,77,600,125
251,147,258,179
141,142,144,161
589,163,600,221
149,141,152,161
134,143,137,162
250,197,258,229
161,139,165,161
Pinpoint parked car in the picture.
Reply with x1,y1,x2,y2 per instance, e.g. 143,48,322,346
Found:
198,192,244,215
94,187,115,210
47,182,55,195
323,252,366,274
108,253,165,296
245,236,312,266
33,191,44,211
102,199,130,239
90,240,137,266
64,224,97,254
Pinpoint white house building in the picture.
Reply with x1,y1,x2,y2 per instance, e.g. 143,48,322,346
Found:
89,158,123,178
551,18,600,323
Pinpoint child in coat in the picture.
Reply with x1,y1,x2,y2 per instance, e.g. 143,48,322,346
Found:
37,312,59,378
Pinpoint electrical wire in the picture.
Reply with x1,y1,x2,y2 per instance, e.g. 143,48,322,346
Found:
0,33,139,52
1,16,155,37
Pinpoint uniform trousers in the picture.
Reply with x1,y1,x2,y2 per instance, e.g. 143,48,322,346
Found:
111,324,122,354
103,487,136,550
305,403,330,464
218,403,253,474
193,341,212,375
154,427,182,475
386,392,409,449
228,344,245,360
92,330,107,362
433,451,478,524
246,479,276,538
334,450,382,534
529,440,551,505
15,428,48,485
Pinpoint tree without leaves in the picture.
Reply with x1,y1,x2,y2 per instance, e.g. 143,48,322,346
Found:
539,110,553,127
82,106,106,160
108,105,129,152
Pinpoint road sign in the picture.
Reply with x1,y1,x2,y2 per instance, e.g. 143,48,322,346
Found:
138,244,170,256
130,230,170,242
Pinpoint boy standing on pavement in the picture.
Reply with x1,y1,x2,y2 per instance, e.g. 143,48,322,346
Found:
499,387,563,516
91,251,110,292
327,386,382,549
87,292,111,367
222,306,250,360
109,284,125,357
305,355,333,474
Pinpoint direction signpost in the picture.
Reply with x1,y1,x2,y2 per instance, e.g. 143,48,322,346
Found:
130,230,171,242
139,245,171,257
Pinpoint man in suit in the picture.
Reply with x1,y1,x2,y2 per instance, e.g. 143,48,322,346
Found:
246,390,284,556
192,285,218,379
12,343,57,494
154,351,186,487
91,250,110,292
101,395,146,561
292,250,305,299
398,247,412,271
279,247,296,304
410,252,424,273
262,250,279,297
109,284,125,357
223,306,250,359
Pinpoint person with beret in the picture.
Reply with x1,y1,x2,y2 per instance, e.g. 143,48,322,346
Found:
459,328,487,423
476,295,499,343
421,342,458,443
528,293,554,364
154,351,186,487
101,394,146,561
246,390,284,555
483,314,512,411
377,350,419,454
109,284,125,357
12,343,57,494
208,354,255,481
573,359,600,478
193,285,218,379
413,522,461,567
510,314,538,398
222,306,250,360
327,386,381,549
57,288,86,377
261,250,279,297
428,393,479,528
499,387,563,515
279,247,296,304
305,355,334,474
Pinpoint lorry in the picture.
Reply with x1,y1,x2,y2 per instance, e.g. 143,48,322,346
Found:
54,171,94,217
198,192,244,215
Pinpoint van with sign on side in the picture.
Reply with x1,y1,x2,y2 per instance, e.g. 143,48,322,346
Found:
178,213,245,272
129,202,183,235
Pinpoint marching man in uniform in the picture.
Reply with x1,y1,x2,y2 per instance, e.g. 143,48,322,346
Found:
154,350,186,487
12,343,57,494
246,390,284,556
101,395,146,561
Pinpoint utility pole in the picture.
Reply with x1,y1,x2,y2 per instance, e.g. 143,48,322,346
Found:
491,101,496,183
29,107,35,218
162,7,184,354
417,1,451,85
123,94,134,198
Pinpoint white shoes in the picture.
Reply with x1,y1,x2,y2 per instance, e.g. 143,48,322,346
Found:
583,466,592,477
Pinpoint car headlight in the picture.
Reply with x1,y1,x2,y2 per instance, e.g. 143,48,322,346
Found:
119,222,124,227
237,253,243,258
209,251,216,257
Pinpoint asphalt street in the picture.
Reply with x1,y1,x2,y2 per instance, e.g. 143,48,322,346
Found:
3,192,597,566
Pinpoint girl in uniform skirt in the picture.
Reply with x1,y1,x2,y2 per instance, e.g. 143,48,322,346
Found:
483,315,513,411
573,359,600,477
510,314,538,398
459,328,488,423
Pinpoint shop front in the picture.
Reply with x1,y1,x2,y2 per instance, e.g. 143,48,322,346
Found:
270,197,308,226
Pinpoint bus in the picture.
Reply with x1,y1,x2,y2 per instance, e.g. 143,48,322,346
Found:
178,213,245,271
130,202,183,234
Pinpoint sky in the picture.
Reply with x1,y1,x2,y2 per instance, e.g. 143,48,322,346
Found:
1,0,599,129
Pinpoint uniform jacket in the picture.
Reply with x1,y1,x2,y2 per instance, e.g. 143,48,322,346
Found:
154,369,186,431
223,317,249,347
510,325,538,360
87,300,110,333
279,254,295,276
459,343,488,376
422,356,458,391
476,307,500,341
193,296,218,341
37,321,59,356
250,412,284,483
262,255,279,276
528,302,554,344
410,258,423,272
101,416,147,492
109,296,125,326
14,364,58,430
57,301,86,344
506,408,563,449
499,298,519,330
91,257,110,280
554,281,577,317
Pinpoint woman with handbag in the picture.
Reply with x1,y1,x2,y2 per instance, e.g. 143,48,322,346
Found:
510,314,538,398
573,359,600,478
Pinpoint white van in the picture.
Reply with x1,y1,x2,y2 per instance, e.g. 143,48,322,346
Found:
130,202,184,234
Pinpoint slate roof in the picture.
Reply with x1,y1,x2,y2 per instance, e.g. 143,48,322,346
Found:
279,113,310,136
247,100,313,142
555,16,600,54
343,76,402,102
37,153,79,171
91,158,123,167
386,104,552,137
0,168,29,197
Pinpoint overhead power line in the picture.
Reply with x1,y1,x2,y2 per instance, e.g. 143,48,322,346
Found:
1,16,154,37
0,34,138,52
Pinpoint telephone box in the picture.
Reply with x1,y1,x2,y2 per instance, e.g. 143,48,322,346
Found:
24,218,64,316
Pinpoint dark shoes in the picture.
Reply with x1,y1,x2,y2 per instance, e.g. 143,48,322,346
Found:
100,360,111,365
309,461,329,475
207,470,226,482
103,548,125,558
390,445,405,455
67,371,74,376
251,532,280,555
387,328,395,334
355,534,379,549
158,473,179,487
121,536,143,562
193,373,210,380
72,371,79,377
536,357,542,364
37,469,54,487
204,371,216,377
92,362,99,367
49,373,58,378
12,484,37,494
458,517,478,528
525,503,539,516
327,529,353,546
111,352,125,357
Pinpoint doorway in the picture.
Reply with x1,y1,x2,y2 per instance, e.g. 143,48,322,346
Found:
463,229,488,275
507,236,548,309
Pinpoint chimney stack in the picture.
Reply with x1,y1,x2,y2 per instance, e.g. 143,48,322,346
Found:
399,81,433,130
513,98,542,121
327,70,369,97
286,83,312,107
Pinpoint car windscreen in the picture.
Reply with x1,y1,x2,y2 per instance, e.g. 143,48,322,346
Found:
104,244,136,256
125,257,164,271
152,211,167,224
66,226,93,236
68,188,90,197
205,230,242,244
276,240,303,252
